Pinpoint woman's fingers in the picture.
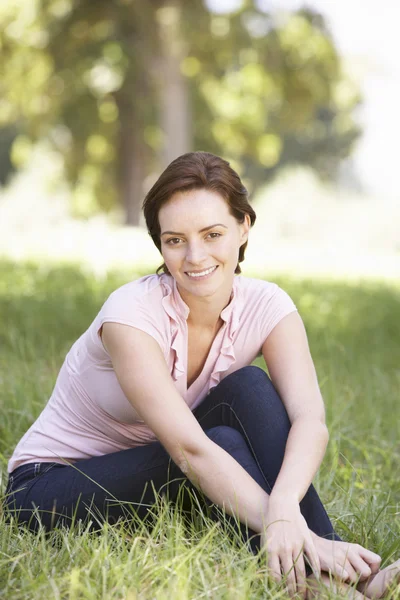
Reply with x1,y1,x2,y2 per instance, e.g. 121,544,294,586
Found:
268,553,282,584
348,552,372,581
293,549,307,598
337,560,358,583
335,566,350,581
304,540,321,579
281,554,298,597
268,551,305,598
339,544,380,582
356,546,382,574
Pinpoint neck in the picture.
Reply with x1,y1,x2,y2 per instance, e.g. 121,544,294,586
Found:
187,310,225,333
178,283,233,331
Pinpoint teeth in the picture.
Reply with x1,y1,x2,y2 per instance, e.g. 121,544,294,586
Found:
187,266,216,278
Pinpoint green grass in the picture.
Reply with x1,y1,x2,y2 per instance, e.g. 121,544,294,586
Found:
0,258,399,599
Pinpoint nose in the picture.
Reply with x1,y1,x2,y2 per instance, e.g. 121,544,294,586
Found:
185,241,208,265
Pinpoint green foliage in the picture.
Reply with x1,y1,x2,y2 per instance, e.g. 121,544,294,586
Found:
188,5,361,186
0,1,361,219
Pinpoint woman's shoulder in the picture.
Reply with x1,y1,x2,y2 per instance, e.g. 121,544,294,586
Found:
236,275,296,314
97,273,167,324
235,276,297,338
90,274,169,353
108,273,164,301
235,274,282,298
105,273,176,310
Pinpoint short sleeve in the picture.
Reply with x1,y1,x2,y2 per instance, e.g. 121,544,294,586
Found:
257,283,298,343
96,285,166,355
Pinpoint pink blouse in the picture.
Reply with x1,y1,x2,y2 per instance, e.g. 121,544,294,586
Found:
8,273,297,472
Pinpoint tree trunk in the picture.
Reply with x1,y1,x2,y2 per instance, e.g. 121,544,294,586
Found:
115,0,191,224
118,113,146,226
116,82,150,226
157,1,192,167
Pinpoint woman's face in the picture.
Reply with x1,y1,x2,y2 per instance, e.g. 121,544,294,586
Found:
158,188,250,300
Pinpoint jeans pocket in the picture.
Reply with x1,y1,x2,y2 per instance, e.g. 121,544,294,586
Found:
7,465,36,492
7,462,62,496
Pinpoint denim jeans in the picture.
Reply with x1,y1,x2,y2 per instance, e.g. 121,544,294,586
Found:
4,366,340,551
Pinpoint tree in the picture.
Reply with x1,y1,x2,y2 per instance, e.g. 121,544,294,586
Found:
0,0,361,224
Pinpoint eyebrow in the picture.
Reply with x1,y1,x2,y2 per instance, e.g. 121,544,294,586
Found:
160,223,228,236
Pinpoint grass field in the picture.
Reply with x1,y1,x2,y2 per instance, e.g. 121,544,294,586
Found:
0,259,399,599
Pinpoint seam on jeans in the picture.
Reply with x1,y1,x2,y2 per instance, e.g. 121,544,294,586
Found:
34,463,40,476
40,463,60,475
197,402,273,493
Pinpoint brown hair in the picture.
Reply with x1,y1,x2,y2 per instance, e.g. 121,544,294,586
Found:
142,151,256,275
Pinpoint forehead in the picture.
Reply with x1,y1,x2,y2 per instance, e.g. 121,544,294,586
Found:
159,189,231,224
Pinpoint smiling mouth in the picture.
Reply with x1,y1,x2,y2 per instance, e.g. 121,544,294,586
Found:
185,266,218,278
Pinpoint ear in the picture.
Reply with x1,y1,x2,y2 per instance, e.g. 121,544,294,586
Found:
240,214,251,243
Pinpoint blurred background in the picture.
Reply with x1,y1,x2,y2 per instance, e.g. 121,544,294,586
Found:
0,0,399,280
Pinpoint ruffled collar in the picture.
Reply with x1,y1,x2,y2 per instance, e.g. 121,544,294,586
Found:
159,274,242,388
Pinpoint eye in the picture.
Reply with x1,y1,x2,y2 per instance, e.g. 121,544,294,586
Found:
165,237,181,245
207,232,221,239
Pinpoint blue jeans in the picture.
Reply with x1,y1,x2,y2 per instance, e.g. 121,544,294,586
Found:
3,366,340,551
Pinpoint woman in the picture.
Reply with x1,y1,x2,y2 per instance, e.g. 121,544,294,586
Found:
4,152,399,598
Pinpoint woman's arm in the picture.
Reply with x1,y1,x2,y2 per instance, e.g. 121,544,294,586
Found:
261,310,329,503
101,322,271,533
103,321,321,596
261,311,384,594
258,310,328,594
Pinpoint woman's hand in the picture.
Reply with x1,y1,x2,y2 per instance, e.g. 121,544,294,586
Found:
260,495,321,598
311,534,382,583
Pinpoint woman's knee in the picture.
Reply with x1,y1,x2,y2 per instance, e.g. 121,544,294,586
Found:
205,425,247,453
219,366,283,405
213,366,289,423
222,366,272,390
